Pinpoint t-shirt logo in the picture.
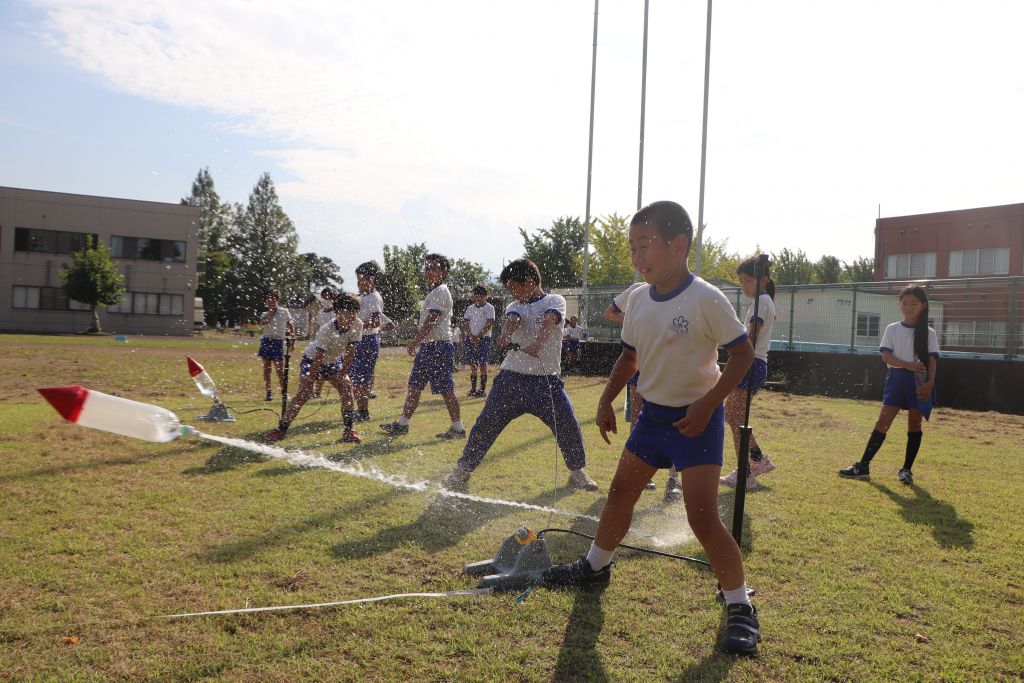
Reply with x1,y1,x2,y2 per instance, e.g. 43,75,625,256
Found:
666,315,689,346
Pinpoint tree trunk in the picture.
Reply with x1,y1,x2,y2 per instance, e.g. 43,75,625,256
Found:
89,306,102,334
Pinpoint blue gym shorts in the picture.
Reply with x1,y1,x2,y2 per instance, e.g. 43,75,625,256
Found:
625,401,725,471
300,355,339,379
737,358,768,393
882,367,935,410
562,339,581,353
409,340,456,394
349,334,380,385
467,336,492,365
258,337,285,361
628,371,640,387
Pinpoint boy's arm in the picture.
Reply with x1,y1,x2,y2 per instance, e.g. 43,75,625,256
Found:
675,340,755,437
523,311,561,357
881,350,925,372
338,342,358,376
595,347,639,444
481,318,494,336
497,315,521,348
407,310,442,355
308,348,325,375
604,303,625,324
370,312,381,329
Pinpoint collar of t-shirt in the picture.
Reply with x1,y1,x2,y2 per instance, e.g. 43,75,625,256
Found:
520,291,546,305
649,274,695,302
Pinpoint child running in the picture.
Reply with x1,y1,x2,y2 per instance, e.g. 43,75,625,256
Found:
840,285,938,485
720,256,778,491
542,201,761,656
462,284,496,397
265,293,363,443
257,287,295,402
441,258,598,491
380,253,465,439
351,261,385,423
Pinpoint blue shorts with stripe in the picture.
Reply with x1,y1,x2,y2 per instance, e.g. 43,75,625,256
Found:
258,337,285,361
409,341,456,394
737,358,768,393
300,355,340,379
625,401,725,471
349,334,380,385
465,336,492,365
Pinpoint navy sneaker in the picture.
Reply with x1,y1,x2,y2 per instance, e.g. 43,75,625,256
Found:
436,427,467,440
380,421,409,436
838,462,870,480
542,556,612,591
722,603,761,655
898,468,914,486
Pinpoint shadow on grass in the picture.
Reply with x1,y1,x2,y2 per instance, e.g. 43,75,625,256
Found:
0,442,196,483
670,610,738,682
870,482,975,549
330,488,574,560
716,488,756,555
552,591,607,682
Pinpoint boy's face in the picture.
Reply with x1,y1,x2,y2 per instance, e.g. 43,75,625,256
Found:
334,308,357,327
569,317,578,326
505,279,535,303
424,262,446,287
738,273,759,298
629,222,689,282
264,294,278,307
472,292,487,306
357,274,374,293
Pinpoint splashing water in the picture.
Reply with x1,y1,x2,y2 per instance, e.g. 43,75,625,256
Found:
193,431,600,524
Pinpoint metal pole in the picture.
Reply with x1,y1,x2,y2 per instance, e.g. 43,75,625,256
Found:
580,0,599,314
693,0,713,275
849,285,859,352
637,0,650,212
788,288,796,351
1007,278,1019,360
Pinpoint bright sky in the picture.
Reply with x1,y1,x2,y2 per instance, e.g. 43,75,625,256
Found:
1,1,1022,281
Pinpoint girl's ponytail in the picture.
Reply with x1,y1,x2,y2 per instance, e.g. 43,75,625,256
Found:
764,276,776,301
901,285,930,366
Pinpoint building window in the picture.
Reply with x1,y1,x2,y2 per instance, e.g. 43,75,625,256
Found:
111,235,186,262
12,285,72,310
948,248,1009,277
856,312,880,338
944,320,1006,348
107,292,184,316
14,228,97,255
885,252,936,279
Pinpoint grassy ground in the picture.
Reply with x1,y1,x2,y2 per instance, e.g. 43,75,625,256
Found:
1,333,1022,681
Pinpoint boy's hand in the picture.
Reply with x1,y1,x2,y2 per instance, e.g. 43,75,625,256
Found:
674,395,716,437
596,399,617,444
906,359,925,372
523,342,541,357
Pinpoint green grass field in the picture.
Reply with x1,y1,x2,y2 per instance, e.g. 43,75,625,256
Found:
1,333,1022,681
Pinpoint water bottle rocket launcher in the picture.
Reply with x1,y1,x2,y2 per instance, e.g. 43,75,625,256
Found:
186,356,235,422
37,386,195,443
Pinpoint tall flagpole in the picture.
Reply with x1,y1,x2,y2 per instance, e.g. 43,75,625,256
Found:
637,0,650,213
580,0,599,324
694,0,713,275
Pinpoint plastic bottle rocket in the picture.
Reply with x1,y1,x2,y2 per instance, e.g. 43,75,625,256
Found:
38,385,193,443
186,356,219,399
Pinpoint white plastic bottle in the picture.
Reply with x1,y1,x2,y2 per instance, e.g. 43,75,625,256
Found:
38,386,193,443
186,356,218,399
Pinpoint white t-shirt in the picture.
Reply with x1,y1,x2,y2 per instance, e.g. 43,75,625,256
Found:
744,293,776,362
315,300,334,327
302,318,364,365
563,324,582,340
260,307,292,339
464,302,496,337
613,282,646,315
879,321,940,368
359,291,384,335
622,275,747,407
502,293,567,376
418,284,453,342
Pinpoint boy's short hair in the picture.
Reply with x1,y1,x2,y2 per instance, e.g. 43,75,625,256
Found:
424,253,450,274
262,286,281,300
332,292,361,312
631,201,694,254
472,284,489,296
356,260,382,279
500,258,542,286
320,286,337,299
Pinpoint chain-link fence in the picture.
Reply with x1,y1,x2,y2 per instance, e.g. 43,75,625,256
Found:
557,277,1024,361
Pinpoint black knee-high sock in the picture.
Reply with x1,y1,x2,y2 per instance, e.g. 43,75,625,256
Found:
749,443,764,462
860,429,887,465
481,374,487,393
903,431,922,471
343,410,354,431
471,373,478,393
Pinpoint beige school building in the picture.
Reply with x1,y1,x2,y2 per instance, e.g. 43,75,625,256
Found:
0,186,201,336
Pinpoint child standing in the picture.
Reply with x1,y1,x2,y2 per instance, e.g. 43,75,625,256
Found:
462,284,496,397
380,253,465,439
311,287,337,399
257,287,295,401
542,201,761,656
265,293,364,443
840,285,938,485
441,259,598,491
720,256,778,491
561,316,583,373
351,261,385,423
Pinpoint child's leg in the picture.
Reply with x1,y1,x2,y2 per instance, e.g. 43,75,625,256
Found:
331,376,356,433
532,379,587,471
479,362,488,394
469,360,478,394
441,392,462,425
680,463,746,593
354,384,370,412
273,359,285,390
262,358,272,391
856,405,901,466
724,388,745,455
457,374,523,471
592,450,657,554
402,387,423,420
281,375,315,423
903,409,924,471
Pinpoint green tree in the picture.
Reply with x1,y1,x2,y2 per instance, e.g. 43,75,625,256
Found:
448,258,491,300
518,216,585,288
841,256,875,283
771,248,815,285
226,173,300,322
814,255,843,284
691,233,741,284
60,236,125,334
380,243,425,321
298,253,343,296
588,213,632,286
182,168,237,325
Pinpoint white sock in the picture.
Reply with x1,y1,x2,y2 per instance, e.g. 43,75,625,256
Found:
452,420,465,432
586,542,615,571
397,416,410,427
722,584,751,606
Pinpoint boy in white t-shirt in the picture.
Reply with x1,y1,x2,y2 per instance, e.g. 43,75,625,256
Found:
441,259,598,492
561,316,583,373
380,253,465,439
350,261,385,423
265,293,363,443
257,287,295,402
462,284,496,397
311,287,338,399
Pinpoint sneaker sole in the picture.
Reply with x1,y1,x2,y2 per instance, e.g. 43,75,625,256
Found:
838,473,870,480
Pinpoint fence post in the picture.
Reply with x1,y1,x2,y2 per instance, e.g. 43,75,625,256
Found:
849,284,859,353
1007,278,1019,360
788,288,796,351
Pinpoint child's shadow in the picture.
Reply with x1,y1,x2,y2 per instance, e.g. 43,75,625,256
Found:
870,482,975,549
670,610,739,682
551,591,608,682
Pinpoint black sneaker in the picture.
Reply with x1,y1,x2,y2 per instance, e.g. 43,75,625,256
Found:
265,390,273,401
436,427,467,440
722,603,761,655
898,468,914,486
354,411,371,423
380,421,409,436
542,556,612,591
838,462,870,480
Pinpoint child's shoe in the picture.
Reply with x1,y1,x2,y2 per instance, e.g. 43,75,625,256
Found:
354,410,371,423
722,603,761,655
436,427,467,440
542,557,612,590
341,429,362,444
720,470,759,490
898,468,914,486
264,429,285,443
663,476,683,502
265,390,273,402
441,465,472,491
749,456,776,477
567,469,600,491
838,462,870,480
379,421,409,436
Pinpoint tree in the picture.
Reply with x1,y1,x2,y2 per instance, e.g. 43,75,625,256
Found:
448,258,491,300
60,236,125,333
299,253,343,295
771,248,815,285
519,216,586,288
842,256,875,283
814,255,843,284
380,243,425,321
182,169,237,325
587,213,632,286
226,173,300,322
691,232,741,284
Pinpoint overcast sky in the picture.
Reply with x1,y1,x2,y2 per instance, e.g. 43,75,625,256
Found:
1,1,1022,281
